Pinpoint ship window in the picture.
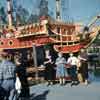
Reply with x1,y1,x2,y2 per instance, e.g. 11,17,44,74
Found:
71,28,74,33
74,41,79,44
68,42,73,45
55,43,60,45
0,41,4,45
64,29,66,32
8,40,13,46
54,42,67,45
62,43,67,45
65,30,68,34
57,27,60,33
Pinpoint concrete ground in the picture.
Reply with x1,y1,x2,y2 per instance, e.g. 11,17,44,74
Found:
29,73,100,100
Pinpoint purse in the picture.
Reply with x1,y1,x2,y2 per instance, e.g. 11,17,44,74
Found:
15,76,22,94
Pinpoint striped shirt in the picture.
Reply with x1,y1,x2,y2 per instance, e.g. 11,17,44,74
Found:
0,60,16,80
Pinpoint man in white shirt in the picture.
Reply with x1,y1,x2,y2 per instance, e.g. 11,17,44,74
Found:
67,53,79,86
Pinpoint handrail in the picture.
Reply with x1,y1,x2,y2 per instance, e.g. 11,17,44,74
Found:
88,15,100,28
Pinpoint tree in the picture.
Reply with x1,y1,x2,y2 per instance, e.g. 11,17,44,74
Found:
0,7,7,25
16,5,29,25
93,33,100,46
27,14,39,24
38,0,48,17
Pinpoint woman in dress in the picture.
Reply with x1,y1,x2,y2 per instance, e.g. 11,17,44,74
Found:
44,57,55,86
55,52,68,85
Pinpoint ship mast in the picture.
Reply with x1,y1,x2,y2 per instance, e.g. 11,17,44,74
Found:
56,0,61,21
7,0,13,29
56,0,63,47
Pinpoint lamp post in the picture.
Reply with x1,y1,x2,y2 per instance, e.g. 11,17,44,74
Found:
32,44,38,80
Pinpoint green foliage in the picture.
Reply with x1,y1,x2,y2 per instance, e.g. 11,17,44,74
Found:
27,14,39,24
16,5,29,25
0,6,7,25
94,69,100,76
39,0,48,17
93,32,100,45
44,43,52,50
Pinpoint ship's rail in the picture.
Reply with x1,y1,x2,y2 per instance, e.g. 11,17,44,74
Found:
15,31,48,38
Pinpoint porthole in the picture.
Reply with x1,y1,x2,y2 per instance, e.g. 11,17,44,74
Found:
8,40,13,46
0,41,4,45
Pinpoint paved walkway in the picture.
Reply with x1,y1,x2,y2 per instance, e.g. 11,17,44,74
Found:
29,75,100,100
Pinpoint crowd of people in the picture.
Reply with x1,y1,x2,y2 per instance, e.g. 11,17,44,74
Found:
0,48,89,100
44,49,89,86
0,49,31,100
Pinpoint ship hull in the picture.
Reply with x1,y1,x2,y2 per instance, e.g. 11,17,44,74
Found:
0,22,99,53
0,36,52,49
0,30,98,53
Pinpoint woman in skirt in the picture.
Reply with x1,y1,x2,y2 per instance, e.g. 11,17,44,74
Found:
44,57,55,86
55,52,68,85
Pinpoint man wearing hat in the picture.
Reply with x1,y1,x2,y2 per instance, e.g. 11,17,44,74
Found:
0,49,16,100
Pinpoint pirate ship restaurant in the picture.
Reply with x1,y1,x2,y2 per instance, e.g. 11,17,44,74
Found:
0,0,100,82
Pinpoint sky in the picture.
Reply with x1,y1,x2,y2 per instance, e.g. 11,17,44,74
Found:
0,0,100,25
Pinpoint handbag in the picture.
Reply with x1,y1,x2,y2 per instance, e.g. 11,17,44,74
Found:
15,76,22,94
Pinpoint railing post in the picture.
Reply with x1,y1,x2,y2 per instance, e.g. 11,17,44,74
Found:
32,44,38,80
